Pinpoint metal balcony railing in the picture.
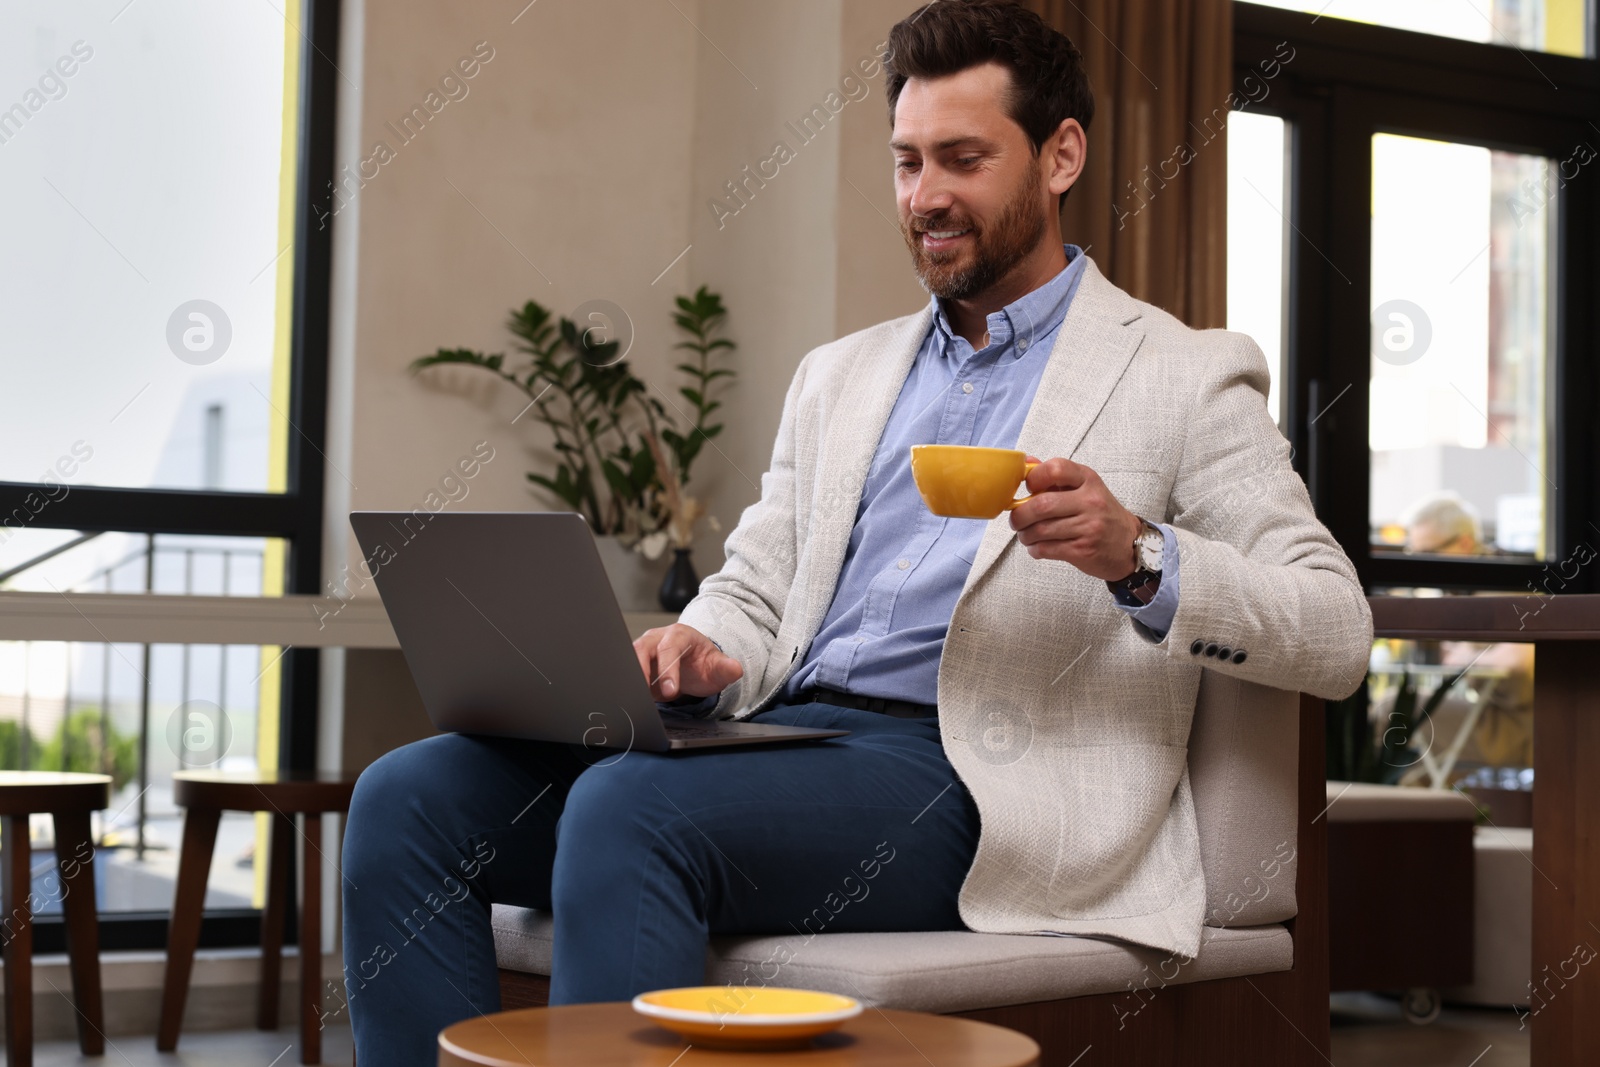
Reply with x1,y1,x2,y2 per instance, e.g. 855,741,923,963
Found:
0,533,267,870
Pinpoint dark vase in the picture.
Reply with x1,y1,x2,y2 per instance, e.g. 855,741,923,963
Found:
658,548,699,611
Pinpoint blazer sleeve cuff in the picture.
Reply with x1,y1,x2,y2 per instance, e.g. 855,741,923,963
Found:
1113,521,1180,642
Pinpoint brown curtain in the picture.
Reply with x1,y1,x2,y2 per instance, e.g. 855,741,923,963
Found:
1026,0,1232,329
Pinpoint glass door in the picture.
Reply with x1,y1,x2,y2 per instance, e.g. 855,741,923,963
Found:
1367,135,1556,563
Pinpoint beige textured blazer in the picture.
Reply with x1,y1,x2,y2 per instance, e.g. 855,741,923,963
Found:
677,258,1372,958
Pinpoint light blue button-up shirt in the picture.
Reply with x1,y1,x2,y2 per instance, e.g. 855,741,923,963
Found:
779,245,1179,708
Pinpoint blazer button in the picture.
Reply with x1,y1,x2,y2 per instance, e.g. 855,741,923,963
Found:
1190,639,1204,656
1217,647,1232,661
1204,643,1219,657
1231,649,1247,664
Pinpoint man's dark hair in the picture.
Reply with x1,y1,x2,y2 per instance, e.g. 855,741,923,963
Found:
884,0,1095,153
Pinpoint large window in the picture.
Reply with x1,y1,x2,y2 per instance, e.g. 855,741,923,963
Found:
1226,110,1290,428
0,0,338,950
1229,0,1595,876
1231,2,1599,593
1248,0,1592,57
0,6,296,495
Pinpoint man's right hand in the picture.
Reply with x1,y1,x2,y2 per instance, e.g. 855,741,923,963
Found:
634,623,743,702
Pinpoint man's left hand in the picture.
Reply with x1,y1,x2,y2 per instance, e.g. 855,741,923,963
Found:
1008,455,1142,582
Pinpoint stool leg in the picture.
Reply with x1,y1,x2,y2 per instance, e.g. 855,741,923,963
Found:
54,809,104,1056
157,805,221,1052
3,813,33,1067
300,812,323,1065
259,810,293,1029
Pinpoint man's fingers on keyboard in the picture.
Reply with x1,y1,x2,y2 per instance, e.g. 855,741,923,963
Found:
654,633,689,698
634,638,658,689
635,627,672,692
709,650,742,686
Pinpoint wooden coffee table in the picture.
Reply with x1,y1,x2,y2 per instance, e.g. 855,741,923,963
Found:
437,1002,1040,1067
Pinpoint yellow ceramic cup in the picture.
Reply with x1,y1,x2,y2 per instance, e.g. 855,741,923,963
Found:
909,444,1039,519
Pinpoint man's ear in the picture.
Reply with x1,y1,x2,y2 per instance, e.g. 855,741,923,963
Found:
1046,117,1087,200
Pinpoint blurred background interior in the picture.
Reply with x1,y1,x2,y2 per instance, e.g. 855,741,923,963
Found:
0,1,1596,1065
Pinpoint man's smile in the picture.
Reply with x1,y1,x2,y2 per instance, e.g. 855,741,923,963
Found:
919,227,973,252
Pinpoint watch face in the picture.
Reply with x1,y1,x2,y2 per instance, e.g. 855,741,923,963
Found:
1136,528,1164,570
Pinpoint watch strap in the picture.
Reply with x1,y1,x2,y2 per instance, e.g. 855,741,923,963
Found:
1107,568,1162,607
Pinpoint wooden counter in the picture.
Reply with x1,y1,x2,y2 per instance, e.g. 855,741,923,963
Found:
1372,593,1598,1065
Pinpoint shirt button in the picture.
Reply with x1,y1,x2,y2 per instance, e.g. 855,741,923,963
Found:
897,558,910,570
961,382,974,394
1018,339,1030,351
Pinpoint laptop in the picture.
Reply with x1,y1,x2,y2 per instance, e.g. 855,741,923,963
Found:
349,511,848,751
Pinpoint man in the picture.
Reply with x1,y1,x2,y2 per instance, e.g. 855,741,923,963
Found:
342,1,1372,1061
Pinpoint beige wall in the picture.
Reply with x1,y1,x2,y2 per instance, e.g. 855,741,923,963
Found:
688,0,843,566
838,0,929,336
329,0,931,767
337,0,702,529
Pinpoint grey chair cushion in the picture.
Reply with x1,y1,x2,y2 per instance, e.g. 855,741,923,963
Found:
1187,673,1301,928
491,905,1292,1013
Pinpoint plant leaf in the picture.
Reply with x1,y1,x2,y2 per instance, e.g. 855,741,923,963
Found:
410,347,497,374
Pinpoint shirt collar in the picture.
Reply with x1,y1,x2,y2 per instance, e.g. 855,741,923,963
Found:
929,243,1085,361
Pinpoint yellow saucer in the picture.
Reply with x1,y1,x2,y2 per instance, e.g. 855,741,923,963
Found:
632,986,863,1049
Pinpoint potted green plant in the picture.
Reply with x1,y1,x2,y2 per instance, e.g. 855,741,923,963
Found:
1326,668,1466,784
646,287,737,609
410,287,736,609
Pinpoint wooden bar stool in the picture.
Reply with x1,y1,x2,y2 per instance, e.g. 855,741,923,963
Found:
157,769,357,1065
0,771,111,1067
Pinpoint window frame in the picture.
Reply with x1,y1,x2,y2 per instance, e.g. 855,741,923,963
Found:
0,0,341,953
1234,1,1600,593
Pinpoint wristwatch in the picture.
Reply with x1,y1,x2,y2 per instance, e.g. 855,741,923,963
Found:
1107,518,1165,607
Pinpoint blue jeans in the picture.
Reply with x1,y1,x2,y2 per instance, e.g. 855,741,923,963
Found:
340,701,980,1066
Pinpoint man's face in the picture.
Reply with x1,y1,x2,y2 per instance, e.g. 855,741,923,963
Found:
890,62,1052,301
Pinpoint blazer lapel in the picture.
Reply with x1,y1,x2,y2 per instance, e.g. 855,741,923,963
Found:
963,259,1148,593
795,306,934,636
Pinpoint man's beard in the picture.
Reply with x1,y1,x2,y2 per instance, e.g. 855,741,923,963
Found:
902,165,1048,302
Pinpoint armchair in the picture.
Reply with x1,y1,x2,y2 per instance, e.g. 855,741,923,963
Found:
493,680,1331,1066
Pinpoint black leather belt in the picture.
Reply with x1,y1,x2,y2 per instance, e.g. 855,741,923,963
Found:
800,686,937,719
